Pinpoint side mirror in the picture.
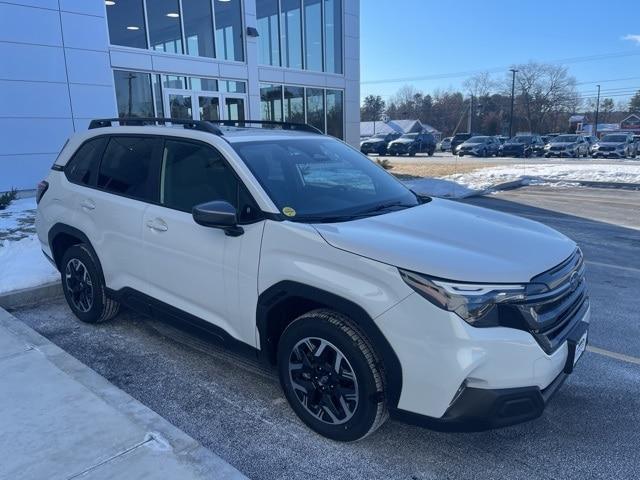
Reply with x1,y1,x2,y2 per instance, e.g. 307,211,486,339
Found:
192,200,244,237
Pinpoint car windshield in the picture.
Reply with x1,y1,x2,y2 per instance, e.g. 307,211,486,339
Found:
512,136,532,143
554,135,579,142
467,136,489,143
400,133,418,139
601,135,628,142
232,138,419,222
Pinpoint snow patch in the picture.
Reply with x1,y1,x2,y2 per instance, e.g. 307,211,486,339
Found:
0,236,59,294
405,162,640,198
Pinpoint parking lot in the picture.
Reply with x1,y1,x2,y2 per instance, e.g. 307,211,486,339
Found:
11,186,640,480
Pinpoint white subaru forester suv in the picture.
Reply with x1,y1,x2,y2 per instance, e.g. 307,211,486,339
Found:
36,118,590,441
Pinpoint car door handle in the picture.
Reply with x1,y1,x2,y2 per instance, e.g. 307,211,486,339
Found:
146,219,168,232
80,199,95,211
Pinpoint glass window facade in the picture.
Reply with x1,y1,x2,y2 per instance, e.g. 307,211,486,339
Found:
260,84,283,122
258,0,342,73
304,0,323,72
106,0,147,49
326,89,343,139
147,0,183,54
306,88,325,132
281,0,303,69
324,0,342,73
263,84,343,139
113,70,154,118
215,0,244,61
257,0,280,66
284,85,305,124
183,0,215,58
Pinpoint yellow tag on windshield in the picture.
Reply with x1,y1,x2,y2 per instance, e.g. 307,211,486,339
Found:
282,207,296,217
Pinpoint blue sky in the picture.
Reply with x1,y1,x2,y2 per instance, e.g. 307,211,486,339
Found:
360,0,640,106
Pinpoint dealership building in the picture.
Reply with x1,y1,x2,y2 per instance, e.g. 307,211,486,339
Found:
0,0,360,192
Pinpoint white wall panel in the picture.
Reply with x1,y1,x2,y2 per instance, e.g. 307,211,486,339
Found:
0,43,66,82
151,55,220,78
60,11,109,51
0,118,74,156
0,80,71,118
110,49,154,71
0,3,62,46
68,84,117,119
0,154,57,192
59,0,105,17
65,49,112,85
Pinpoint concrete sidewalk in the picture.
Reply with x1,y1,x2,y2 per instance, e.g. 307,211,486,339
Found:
0,307,246,480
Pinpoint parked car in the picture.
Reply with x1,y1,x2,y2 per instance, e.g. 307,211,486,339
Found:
439,136,452,152
450,132,480,154
544,134,589,158
360,132,401,155
387,132,436,156
497,136,509,145
499,135,545,157
591,133,637,159
457,136,501,157
36,117,590,441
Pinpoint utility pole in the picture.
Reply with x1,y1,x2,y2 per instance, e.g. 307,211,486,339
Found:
594,84,601,138
467,95,474,133
509,68,518,138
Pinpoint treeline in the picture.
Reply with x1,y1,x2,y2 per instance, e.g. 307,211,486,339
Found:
362,62,638,136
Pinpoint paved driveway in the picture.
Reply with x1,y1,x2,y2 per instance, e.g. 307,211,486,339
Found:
12,186,640,480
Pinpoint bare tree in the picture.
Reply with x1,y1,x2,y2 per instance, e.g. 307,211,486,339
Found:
508,62,578,133
463,72,497,99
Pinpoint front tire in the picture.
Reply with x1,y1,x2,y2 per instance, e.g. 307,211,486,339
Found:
61,244,120,323
277,309,388,441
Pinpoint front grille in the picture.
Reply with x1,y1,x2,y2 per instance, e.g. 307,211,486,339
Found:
550,146,564,151
599,146,615,152
510,249,588,354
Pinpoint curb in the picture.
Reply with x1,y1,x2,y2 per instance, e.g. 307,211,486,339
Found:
0,305,246,479
537,178,640,190
0,282,62,310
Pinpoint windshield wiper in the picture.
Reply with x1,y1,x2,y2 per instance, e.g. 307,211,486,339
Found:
356,201,416,216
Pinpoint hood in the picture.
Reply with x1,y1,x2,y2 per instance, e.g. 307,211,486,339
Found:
503,142,527,147
549,142,575,147
460,142,484,148
362,139,385,145
313,198,575,283
597,142,624,147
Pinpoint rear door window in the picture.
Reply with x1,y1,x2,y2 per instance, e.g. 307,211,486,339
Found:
65,137,107,186
97,136,160,202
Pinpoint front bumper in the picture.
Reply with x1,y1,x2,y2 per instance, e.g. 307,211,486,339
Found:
375,292,590,428
360,143,384,154
592,150,625,158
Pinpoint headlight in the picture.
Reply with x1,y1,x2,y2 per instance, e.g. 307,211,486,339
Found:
399,269,547,327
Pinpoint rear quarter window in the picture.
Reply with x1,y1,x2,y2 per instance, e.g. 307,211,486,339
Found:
64,137,107,185
97,136,160,202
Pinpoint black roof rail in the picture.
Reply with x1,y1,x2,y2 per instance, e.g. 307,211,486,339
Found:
88,117,223,135
207,119,323,134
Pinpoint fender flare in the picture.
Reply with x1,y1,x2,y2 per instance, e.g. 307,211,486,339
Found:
47,223,105,282
257,280,403,408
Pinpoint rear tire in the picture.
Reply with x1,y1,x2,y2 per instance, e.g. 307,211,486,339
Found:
61,244,120,323
277,309,388,441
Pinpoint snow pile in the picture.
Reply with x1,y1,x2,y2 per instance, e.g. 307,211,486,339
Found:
0,236,59,294
406,162,640,198
0,197,59,295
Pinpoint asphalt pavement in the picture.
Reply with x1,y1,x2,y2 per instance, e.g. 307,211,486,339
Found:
11,185,640,480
